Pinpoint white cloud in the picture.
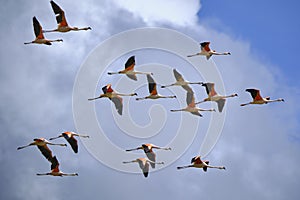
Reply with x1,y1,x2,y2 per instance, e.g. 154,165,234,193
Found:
112,0,201,26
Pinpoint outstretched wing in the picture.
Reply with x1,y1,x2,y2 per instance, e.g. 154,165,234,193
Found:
147,75,157,95
50,0,68,26
63,134,78,153
186,92,195,107
111,96,123,115
202,82,217,96
37,145,53,162
33,17,44,39
200,42,211,52
142,162,150,178
173,69,184,82
51,156,60,172
191,156,201,164
145,152,156,169
102,84,113,94
124,56,135,70
126,74,137,81
246,89,263,101
216,99,226,112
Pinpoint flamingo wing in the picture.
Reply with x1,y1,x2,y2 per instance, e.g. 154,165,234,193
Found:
37,145,53,162
111,96,123,115
50,1,68,26
200,42,211,52
147,75,157,95
142,162,150,178
102,84,113,94
191,156,202,164
145,152,156,168
202,82,217,96
126,74,137,81
51,156,60,172
186,92,195,107
246,89,263,101
33,17,44,39
216,99,226,112
63,134,78,153
203,161,209,172
182,85,193,93
173,69,184,82
124,56,135,70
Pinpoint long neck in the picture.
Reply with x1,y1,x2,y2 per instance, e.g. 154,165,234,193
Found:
49,135,63,140
197,108,215,112
116,93,136,96
187,53,200,57
74,134,89,138
49,39,63,43
43,29,58,33
266,98,284,103
212,51,230,55
222,93,237,99
47,142,67,147
133,71,152,75
17,144,32,150
159,95,176,99
161,83,175,88
24,41,34,45
62,173,78,176
107,72,120,75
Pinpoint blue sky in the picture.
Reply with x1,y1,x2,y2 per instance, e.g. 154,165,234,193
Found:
0,0,299,200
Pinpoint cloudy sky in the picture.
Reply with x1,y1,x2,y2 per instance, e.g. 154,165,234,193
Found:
1,0,299,200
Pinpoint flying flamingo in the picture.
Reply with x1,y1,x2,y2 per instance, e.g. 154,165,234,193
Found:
37,156,78,177
88,84,137,115
24,16,63,45
187,42,231,60
171,92,216,117
49,132,89,153
17,138,67,162
107,56,153,81
43,1,91,33
161,69,202,93
177,156,226,171
136,75,176,101
240,88,284,106
125,143,171,168
123,158,164,178
196,82,238,112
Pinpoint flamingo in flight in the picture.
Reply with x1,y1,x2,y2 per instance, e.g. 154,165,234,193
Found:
187,42,231,60
43,1,91,33
171,92,215,117
125,143,171,168
107,56,153,81
123,158,164,178
24,17,63,45
161,69,202,93
17,138,67,162
37,156,78,177
88,84,137,115
196,82,238,112
177,156,226,171
49,132,89,153
136,75,177,101
240,88,284,106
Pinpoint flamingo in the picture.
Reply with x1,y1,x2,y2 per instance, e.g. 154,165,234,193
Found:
161,69,202,93
171,92,216,117
136,75,177,101
107,56,153,81
123,158,164,178
177,156,226,171
24,16,63,45
88,84,137,115
17,138,67,162
240,88,284,106
187,42,231,60
196,82,238,112
43,1,91,33
125,144,171,168
37,156,78,177
49,132,89,153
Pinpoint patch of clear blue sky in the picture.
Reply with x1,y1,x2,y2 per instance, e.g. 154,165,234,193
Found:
198,0,300,86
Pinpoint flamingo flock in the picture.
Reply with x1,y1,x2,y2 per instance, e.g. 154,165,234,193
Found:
19,1,285,179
